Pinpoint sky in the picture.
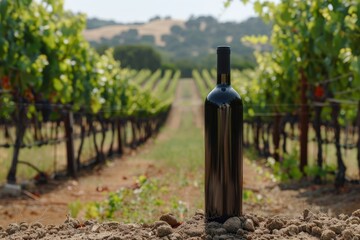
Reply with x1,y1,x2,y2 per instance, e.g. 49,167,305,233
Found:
63,0,257,23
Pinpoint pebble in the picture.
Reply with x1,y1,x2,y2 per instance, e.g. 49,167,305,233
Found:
102,221,122,230
250,216,260,227
152,220,170,230
286,224,299,236
195,209,205,216
169,233,182,240
237,228,247,236
206,221,222,229
1,209,360,240
223,217,241,233
299,224,307,232
91,224,101,233
342,229,354,240
320,229,336,240
265,218,285,231
31,222,43,229
338,213,348,220
49,228,59,234
243,219,255,232
157,225,173,237
303,209,315,221
328,224,344,234
311,226,322,237
65,218,80,228
185,228,203,237
84,220,97,226
19,223,28,231
6,223,19,235
215,228,227,235
37,228,46,238
160,213,180,228
352,209,360,218
0,232,7,238
313,220,324,228
217,234,237,240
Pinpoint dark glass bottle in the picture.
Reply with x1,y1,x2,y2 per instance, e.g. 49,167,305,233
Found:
205,46,243,223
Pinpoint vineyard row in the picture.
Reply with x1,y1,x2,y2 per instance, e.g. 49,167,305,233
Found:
193,69,360,185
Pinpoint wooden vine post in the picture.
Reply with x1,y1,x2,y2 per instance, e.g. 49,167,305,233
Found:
7,98,27,184
357,100,360,179
117,120,123,155
273,113,281,162
299,70,309,173
64,110,77,178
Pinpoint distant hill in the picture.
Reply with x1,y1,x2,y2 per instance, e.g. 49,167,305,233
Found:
84,16,271,72
86,18,119,29
84,19,184,46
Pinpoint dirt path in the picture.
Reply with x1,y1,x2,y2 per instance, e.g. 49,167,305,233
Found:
0,79,201,226
0,79,359,228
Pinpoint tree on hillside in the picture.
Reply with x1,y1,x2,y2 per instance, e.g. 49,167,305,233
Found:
113,45,162,71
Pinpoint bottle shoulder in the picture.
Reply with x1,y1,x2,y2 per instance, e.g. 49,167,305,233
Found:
205,85,242,106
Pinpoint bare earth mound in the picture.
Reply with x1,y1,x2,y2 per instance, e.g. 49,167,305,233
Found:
2,209,360,240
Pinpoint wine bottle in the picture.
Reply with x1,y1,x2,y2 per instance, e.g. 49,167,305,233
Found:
205,46,243,223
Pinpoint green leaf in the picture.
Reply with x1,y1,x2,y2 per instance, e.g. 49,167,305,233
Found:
254,1,263,15
53,78,63,91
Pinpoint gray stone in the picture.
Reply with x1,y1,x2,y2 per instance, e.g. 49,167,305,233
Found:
1,184,22,197
206,222,222,229
215,228,227,235
236,228,247,236
223,217,241,233
243,219,255,232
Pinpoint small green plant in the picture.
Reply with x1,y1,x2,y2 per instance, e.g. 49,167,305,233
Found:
68,200,83,218
170,198,188,219
243,189,263,203
81,175,182,223
266,150,303,182
304,164,337,180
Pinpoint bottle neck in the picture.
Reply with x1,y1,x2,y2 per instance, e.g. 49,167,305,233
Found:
217,52,231,85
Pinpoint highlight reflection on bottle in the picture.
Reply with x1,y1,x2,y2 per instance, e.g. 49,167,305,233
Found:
205,46,243,223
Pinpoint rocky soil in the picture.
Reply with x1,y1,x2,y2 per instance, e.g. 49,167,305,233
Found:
1,209,360,240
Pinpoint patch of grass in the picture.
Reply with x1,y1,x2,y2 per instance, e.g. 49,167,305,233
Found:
140,110,203,173
84,175,179,223
68,200,83,218
0,126,127,184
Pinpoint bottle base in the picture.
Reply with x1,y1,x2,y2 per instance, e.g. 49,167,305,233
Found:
205,214,241,223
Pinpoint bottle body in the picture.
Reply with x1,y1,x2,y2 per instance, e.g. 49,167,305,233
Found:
205,46,243,223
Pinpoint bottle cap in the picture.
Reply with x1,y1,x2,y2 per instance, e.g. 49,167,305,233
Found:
217,46,231,54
